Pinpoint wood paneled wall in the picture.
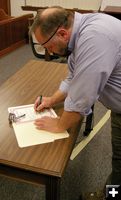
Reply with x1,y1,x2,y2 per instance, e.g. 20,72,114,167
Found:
0,0,10,15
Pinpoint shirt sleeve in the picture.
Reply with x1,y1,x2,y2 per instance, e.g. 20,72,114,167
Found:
59,55,74,94
64,31,118,115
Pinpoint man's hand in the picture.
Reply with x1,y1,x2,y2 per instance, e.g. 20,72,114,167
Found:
34,116,65,133
34,111,82,133
34,96,53,111
34,90,66,112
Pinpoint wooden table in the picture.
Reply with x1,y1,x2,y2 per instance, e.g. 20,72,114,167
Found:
0,60,82,200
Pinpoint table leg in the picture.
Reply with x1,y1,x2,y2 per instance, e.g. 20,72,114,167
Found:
46,176,61,200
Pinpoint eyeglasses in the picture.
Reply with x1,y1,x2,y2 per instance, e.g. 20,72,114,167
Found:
41,25,60,46
30,26,59,47
8,113,26,125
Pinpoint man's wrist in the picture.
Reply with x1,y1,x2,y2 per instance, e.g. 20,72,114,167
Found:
57,118,66,132
51,96,56,106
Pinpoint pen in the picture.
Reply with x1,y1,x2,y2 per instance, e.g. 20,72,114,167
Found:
37,95,42,108
16,114,26,119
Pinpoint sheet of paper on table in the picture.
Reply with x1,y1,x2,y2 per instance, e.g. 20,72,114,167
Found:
8,104,69,148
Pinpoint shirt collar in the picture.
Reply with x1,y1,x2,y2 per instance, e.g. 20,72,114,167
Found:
68,12,83,53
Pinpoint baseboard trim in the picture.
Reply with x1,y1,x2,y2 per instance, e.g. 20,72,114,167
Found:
0,40,27,57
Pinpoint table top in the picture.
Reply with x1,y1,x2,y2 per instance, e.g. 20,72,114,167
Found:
0,60,81,178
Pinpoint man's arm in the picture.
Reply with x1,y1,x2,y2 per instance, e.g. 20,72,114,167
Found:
51,89,67,105
34,110,83,133
58,110,82,131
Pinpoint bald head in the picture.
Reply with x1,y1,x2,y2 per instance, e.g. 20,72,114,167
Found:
41,7,61,17
30,6,74,37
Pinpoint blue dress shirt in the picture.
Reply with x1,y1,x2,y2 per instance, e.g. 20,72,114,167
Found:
59,12,121,115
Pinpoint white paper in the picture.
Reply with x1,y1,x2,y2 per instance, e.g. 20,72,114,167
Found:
8,104,69,148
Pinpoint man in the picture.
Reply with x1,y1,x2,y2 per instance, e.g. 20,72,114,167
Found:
30,6,121,191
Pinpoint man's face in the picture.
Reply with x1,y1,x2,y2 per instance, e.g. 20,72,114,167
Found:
34,27,69,57
53,40,69,57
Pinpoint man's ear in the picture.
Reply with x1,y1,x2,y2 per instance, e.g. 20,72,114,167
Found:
57,28,68,41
